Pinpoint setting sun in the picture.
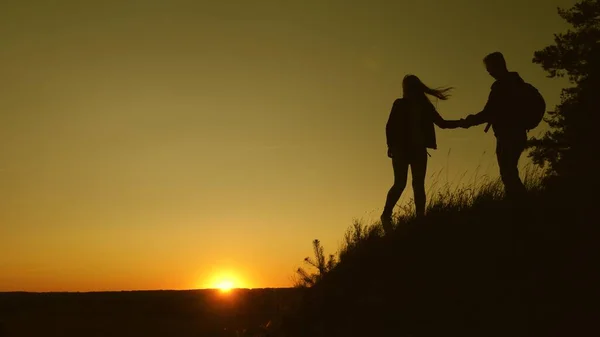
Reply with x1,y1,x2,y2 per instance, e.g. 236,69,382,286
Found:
216,280,234,292
203,270,247,292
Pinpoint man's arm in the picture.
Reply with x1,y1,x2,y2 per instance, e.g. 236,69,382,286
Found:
464,86,501,127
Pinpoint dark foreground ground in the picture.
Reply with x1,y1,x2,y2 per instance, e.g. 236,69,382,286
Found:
0,288,302,337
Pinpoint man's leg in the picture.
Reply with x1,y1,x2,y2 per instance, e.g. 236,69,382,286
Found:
382,155,409,220
411,149,428,218
496,137,527,201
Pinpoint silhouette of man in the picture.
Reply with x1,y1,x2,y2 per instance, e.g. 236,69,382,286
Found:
460,52,528,201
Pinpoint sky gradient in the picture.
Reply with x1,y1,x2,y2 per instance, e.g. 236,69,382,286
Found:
1,0,574,291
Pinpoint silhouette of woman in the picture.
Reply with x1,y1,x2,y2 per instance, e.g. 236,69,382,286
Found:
381,75,460,230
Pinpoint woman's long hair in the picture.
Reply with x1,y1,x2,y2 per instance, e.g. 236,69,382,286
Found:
402,74,453,102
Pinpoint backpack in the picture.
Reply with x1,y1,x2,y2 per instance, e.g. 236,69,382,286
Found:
516,83,546,131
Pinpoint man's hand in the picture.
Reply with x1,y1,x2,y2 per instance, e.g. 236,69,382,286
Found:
387,147,394,158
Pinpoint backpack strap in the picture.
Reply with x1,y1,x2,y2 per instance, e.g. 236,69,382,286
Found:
484,123,492,133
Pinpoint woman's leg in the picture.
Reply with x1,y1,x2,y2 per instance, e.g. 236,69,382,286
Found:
411,149,428,218
382,155,409,219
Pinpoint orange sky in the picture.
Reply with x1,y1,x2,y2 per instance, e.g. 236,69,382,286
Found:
0,0,573,291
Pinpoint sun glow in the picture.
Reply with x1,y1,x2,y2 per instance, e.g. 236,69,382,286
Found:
216,279,234,292
204,270,245,292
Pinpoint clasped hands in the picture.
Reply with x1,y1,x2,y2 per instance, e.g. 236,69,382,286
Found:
443,116,474,129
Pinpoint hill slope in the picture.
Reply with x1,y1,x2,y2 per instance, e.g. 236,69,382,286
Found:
281,180,598,337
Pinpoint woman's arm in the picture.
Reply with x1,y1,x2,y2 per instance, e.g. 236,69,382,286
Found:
386,99,403,149
431,107,464,129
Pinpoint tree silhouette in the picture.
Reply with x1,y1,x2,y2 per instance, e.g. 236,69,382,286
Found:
529,0,600,183
295,239,336,287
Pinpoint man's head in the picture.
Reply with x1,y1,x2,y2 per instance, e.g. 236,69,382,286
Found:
483,52,508,80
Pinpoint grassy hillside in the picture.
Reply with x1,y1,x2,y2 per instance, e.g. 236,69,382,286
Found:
277,175,598,337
